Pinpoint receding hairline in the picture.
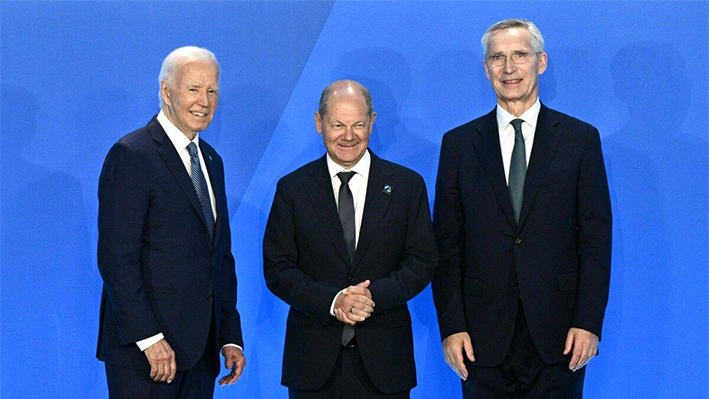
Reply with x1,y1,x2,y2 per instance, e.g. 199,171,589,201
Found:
318,79,373,118
480,19,545,57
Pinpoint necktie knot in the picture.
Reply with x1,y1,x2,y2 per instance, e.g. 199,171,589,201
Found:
337,171,355,185
187,142,198,158
510,119,524,134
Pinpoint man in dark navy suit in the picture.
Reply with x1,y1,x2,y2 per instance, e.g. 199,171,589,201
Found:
97,46,245,398
432,19,612,398
264,80,438,398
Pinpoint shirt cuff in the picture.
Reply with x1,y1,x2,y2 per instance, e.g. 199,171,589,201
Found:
221,344,244,355
330,289,347,316
136,333,164,351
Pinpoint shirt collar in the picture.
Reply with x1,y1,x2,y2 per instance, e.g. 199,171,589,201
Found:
326,149,371,180
496,98,541,133
157,109,200,151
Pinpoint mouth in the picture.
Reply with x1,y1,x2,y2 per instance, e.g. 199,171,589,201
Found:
190,111,208,117
502,78,522,86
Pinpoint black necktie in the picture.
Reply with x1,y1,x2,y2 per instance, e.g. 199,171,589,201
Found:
337,172,356,264
508,119,526,224
337,171,356,345
187,142,215,239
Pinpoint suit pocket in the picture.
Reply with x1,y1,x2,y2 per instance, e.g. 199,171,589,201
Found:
286,310,316,327
557,272,578,291
146,286,176,294
462,276,483,297
384,307,412,328
542,169,576,187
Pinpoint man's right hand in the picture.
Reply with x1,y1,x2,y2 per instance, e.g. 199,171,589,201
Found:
442,332,475,380
334,280,375,325
144,338,177,383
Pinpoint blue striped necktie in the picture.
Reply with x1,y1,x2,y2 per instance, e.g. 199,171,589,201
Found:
187,142,214,239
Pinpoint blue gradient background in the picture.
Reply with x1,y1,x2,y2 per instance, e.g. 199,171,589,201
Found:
1,1,707,398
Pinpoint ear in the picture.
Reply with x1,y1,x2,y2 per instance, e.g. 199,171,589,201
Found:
483,59,492,81
538,52,548,75
369,112,377,129
315,112,323,134
160,81,172,107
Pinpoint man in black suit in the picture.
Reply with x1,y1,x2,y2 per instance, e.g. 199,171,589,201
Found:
97,46,245,398
263,80,438,398
432,19,612,398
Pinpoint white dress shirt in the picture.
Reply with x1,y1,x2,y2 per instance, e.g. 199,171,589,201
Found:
326,150,371,315
136,111,241,354
496,98,541,184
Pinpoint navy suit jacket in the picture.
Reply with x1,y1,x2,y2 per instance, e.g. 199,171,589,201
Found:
96,116,243,373
432,104,612,366
263,152,437,394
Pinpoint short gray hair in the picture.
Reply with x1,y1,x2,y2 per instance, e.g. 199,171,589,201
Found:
318,80,373,119
158,46,220,108
481,19,545,58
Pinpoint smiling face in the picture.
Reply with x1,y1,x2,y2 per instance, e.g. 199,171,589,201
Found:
315,90,376,169
484,27,547,116
161,60,219,139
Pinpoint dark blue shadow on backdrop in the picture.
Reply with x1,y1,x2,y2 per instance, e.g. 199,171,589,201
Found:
1,1,707,399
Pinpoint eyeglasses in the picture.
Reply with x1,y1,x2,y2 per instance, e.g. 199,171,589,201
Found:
486,52,541,67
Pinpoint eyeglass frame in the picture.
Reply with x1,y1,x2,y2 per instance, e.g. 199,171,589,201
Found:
485,51,542,67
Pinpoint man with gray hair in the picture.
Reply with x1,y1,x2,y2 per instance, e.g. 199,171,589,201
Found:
432,19,612,398
97,46,246,398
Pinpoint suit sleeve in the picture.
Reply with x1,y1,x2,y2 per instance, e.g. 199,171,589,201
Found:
263,179,341,326
97,141,161,345
572,127,612,339
368,174,438,314
431,133,469,340
218,161,244,349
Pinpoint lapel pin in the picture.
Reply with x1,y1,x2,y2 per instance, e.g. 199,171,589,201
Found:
382,184,392,195
208,155,213,161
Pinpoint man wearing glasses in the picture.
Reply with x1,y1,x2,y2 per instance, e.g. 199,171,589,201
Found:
432,19,612,398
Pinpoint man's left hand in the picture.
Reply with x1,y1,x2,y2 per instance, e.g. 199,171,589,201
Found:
219,346,246,386
563,328,598,372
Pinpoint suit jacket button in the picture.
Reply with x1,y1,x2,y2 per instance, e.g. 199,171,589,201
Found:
515,237,522,244
206,295,214,301
510,280,518,287
347,276,355,283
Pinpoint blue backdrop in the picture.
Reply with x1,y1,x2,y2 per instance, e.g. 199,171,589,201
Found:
1,1,707,398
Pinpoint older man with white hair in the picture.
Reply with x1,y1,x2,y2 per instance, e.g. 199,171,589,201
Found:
97,46,245,398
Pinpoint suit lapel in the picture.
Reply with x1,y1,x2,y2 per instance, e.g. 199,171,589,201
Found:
148,118,211,243
471,109,516,229
517,105,561,230
352,153,394,273
304,157,351,267
201,142,223,244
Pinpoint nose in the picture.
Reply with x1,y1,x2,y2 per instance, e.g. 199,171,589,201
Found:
342,127,355,140
503,57,517,73
197,90,210,106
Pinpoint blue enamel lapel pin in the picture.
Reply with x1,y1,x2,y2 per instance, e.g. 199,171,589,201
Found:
382,184,392,195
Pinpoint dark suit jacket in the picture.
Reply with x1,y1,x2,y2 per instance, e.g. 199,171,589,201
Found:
432,104,612,367
96,116,243,374
263,152,437,394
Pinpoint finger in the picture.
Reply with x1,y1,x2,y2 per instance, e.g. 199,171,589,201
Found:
569,348,581,371
154,360,165,382
149,360,158,379
463,337,476,363
563,331,574,355
453,343,468,380
230,359,245,383
356,280,371,288
336,308,357,325
348,294,375,309
168,356,177,383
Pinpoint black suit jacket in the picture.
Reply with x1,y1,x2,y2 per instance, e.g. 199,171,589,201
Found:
432,104,612,366
96,116,243,373
263,152,437,394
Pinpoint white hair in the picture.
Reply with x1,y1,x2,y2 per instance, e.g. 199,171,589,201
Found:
481,19,545,58
158,46,220,108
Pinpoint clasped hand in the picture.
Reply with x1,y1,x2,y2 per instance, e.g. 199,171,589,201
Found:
334,280,375,325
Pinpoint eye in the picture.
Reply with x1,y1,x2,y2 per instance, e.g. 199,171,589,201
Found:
490,54,503,61
189,88,198,92
208,89,218,95
513,52,527,60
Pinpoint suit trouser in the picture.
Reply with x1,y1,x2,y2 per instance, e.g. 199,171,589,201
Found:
289,338,410,399
462,302,586,399
105,314,218,399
